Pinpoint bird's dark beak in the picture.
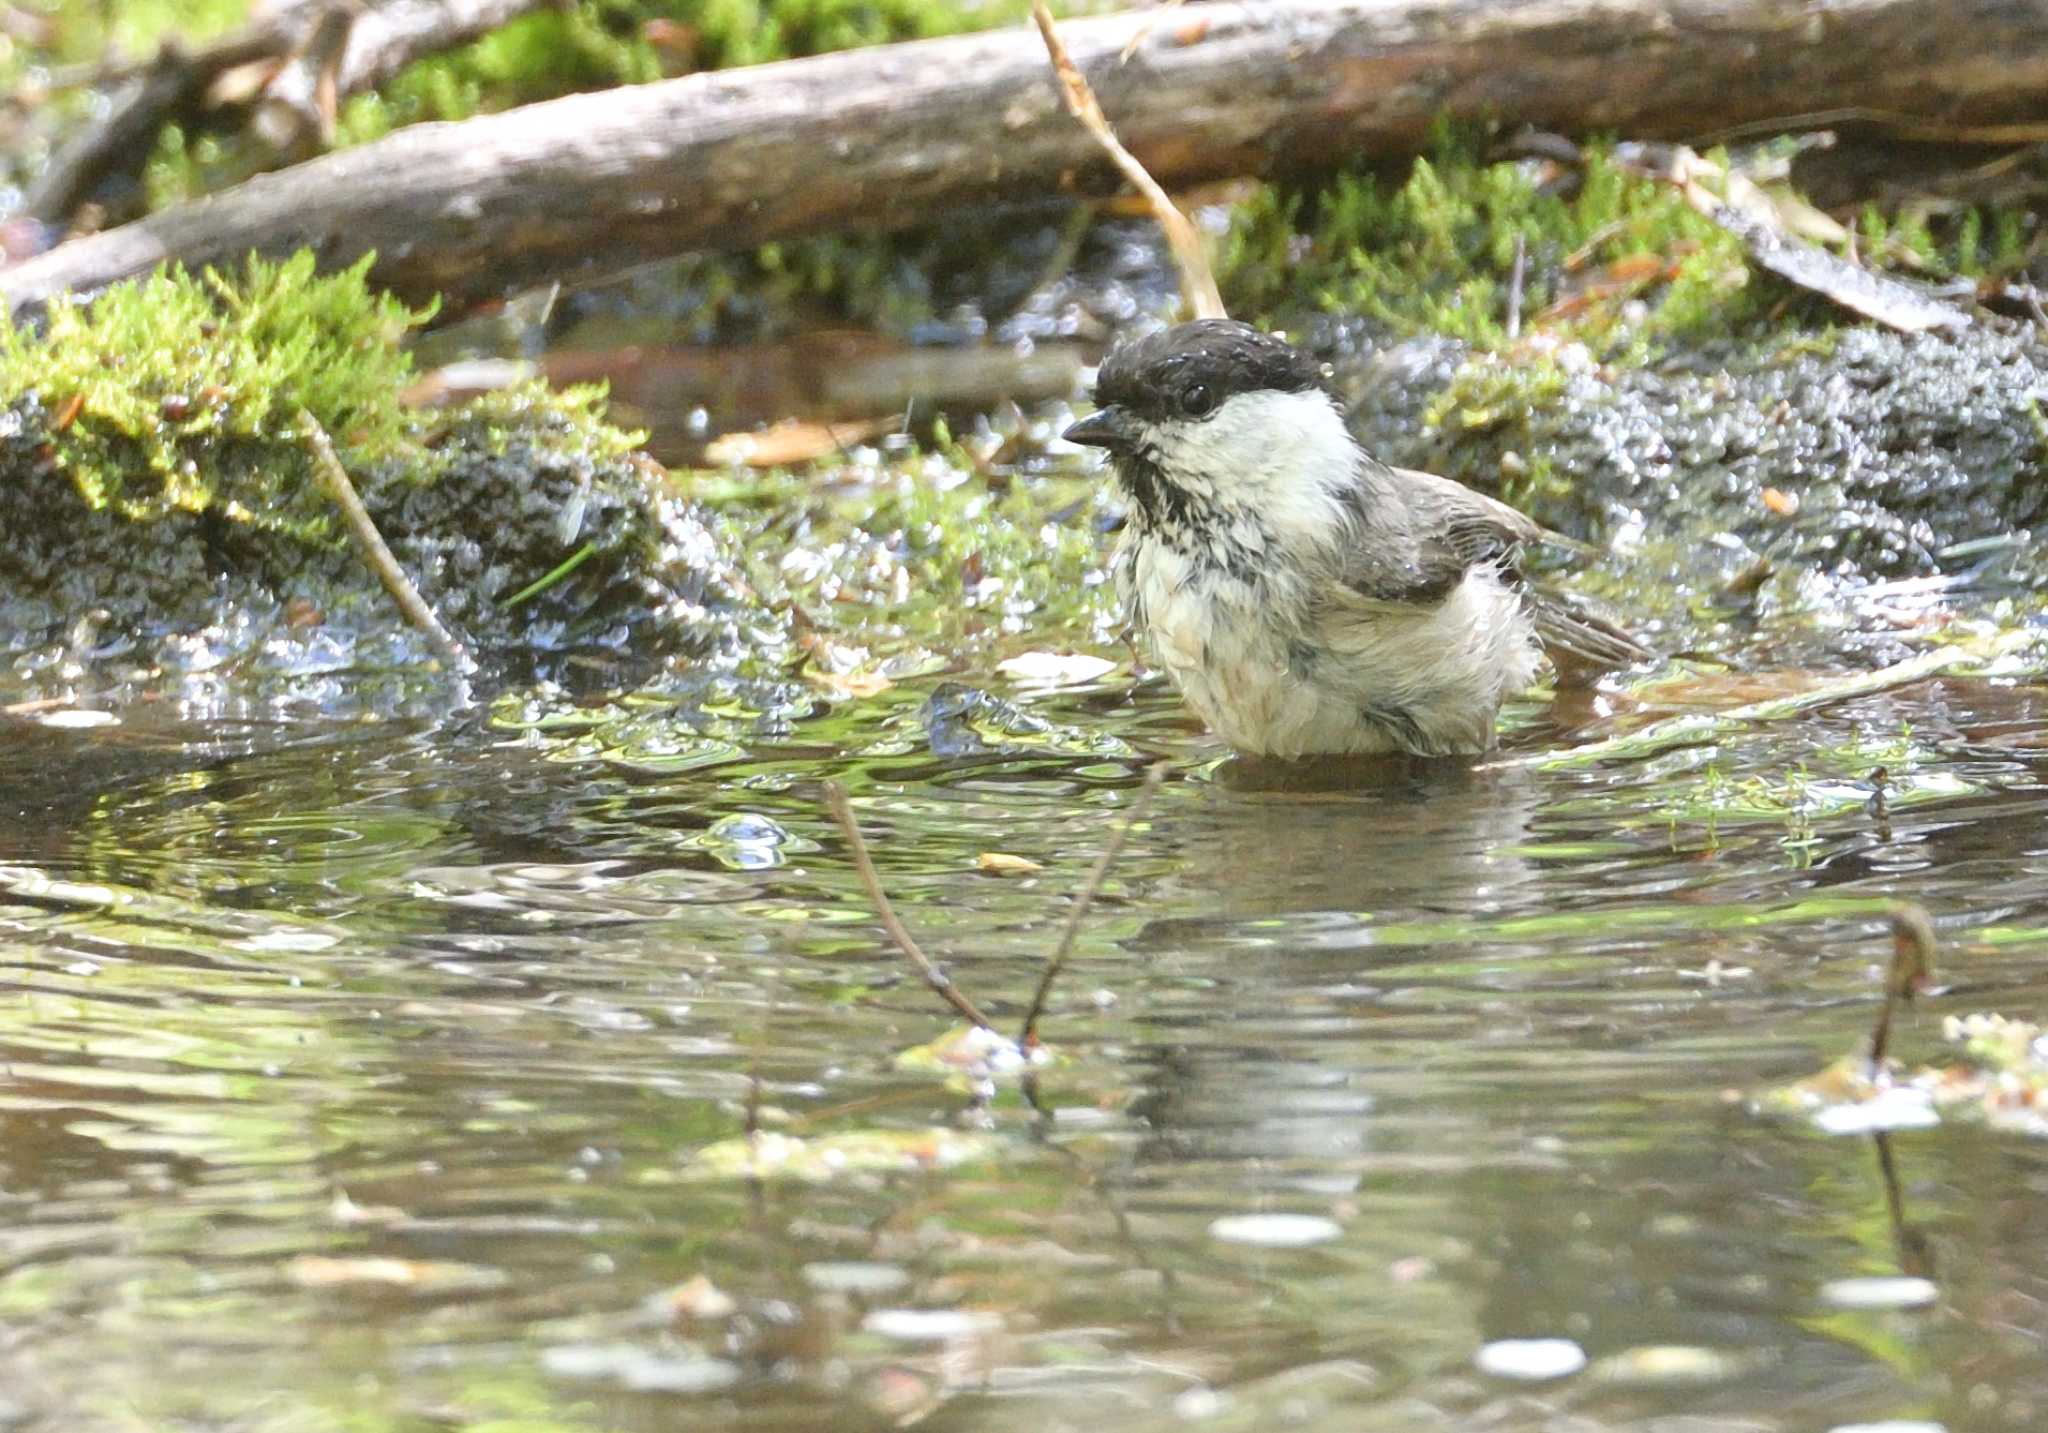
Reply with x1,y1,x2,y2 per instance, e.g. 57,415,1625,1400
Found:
1063,405,1137,451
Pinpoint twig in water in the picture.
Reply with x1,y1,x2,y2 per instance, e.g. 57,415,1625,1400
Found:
1505,233,1527,340
1031,0,1225,321
301,410,476,673
824,780,997,1032
1021,763,1165,1050
1870,1130,1935,1278
1870,902,1937,1074
1866,764,1893,841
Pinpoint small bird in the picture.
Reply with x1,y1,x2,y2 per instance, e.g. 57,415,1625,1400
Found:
1063,319,1647,759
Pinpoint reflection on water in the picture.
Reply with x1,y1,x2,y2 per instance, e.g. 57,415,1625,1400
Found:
2,671,2048,1431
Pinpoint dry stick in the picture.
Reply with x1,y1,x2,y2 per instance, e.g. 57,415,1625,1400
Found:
1030,0,1225,322
1020,763,1166,1050
300,410,475,674
824,780,998,1032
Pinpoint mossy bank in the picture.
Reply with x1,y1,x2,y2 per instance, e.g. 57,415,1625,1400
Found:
0,255,757,704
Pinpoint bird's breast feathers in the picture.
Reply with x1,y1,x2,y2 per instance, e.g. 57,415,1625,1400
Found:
1124,527,1540,758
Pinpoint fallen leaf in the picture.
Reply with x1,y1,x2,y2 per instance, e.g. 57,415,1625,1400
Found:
705,416,892,468
995,651,1117,687
976,852,1043,875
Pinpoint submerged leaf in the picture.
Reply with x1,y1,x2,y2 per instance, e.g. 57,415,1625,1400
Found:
287,1254,505,1293
685,1127,1003,1183
995,651,1117,688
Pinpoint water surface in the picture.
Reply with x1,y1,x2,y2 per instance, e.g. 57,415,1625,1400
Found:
1,668,2045,1432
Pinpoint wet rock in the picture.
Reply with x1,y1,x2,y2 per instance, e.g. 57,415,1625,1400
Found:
0,393,763,704
1329,321,2048,641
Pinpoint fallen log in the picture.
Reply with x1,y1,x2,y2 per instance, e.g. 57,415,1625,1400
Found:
8,0,2048,318
20,0,553,226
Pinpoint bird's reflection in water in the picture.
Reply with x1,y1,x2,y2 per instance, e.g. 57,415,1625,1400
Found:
1161,751,1544,921
1122,753,1544,1168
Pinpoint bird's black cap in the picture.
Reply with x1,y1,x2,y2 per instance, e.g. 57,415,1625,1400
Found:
1092,319,1329,424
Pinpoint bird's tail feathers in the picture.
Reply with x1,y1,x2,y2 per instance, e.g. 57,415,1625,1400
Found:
1528,591,1653,687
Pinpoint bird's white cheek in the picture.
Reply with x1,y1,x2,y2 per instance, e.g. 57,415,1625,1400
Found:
1154,389,1358,512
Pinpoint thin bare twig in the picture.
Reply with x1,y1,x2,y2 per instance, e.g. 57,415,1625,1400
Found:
1866,764,1893,841
1021,764,1165,1049
1030,0,1225,321
824,780,997,1032
1870,902,1937,1074
300,409,475,673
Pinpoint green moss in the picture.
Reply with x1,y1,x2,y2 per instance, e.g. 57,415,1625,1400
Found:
1853,199,2034,279
3,0,247,81
1421,351,1570,432
0,250,641,553
0,252,429,540
0,249,757,675
1219,131,1758,345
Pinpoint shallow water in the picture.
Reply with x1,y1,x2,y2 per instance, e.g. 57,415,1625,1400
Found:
2,663,2047,1432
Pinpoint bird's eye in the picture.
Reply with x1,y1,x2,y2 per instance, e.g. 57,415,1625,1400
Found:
1180,383,1215,418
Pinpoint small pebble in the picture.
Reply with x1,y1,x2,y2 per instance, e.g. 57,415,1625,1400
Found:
37,710,116,729
1207,1213,1342,1248
540,1343,740,1394
1814,1087,1940,1135
1588,1344,1746,1385
1474,1338,1587,1381
1819,1276,1939,1311
860,1308,1001,1342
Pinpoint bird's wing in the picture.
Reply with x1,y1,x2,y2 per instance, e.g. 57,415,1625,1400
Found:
1334,461,1652,680
1330,461,1538,604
